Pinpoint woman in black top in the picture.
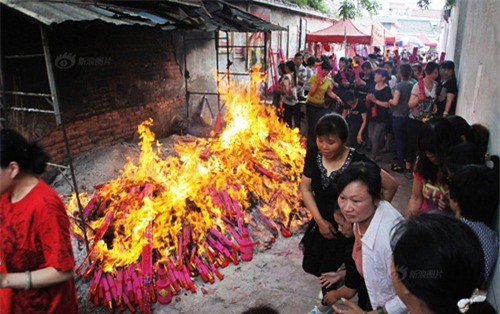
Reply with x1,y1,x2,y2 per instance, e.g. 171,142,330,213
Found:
299,113,398,314
366,68,393,161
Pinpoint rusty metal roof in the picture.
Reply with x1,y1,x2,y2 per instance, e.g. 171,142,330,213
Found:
0,0,285,32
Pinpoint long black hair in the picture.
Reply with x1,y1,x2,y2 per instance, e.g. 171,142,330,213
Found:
415,118,460,182
0,128,49,174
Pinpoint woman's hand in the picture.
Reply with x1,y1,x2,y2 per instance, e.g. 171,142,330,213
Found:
418,94,426,102
319,272,342,289
356,133,363,144
323,290,339,305
318,219,337,239
333,298,365,314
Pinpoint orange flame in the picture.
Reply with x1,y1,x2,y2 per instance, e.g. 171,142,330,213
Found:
67,68,308,274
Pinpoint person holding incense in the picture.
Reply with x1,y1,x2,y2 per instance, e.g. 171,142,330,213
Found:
406,62,439,174
0,128,79,313
332,57,355,99
305,60,343,150
366,68,392,162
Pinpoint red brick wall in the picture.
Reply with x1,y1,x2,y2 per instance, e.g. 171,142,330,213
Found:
37,96,183,163
3,13,186,165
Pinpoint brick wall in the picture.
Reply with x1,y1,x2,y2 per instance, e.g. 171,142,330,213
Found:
3,11,186,166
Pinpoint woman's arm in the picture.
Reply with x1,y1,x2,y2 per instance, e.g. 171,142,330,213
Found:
408,94,420,109
342,108,348,119
389,90,401,107
406,178,424,217
374,98,390,108
380,169,398,202
358,112,367,144
326,89,342,103
323,286,357,306
299,175,336,239
0,267,74,290
443,92,456,116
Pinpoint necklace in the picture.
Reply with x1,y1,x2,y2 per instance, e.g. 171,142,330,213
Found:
356,224,365,238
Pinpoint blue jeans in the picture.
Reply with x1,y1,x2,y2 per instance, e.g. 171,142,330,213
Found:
392,116,408,167
306,104,334,149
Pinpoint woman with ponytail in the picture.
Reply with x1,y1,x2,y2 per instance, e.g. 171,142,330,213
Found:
0,129,79,313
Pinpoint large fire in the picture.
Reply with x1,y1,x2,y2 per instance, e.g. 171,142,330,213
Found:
67,71,309,312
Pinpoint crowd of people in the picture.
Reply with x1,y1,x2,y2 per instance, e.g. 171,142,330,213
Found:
290,48,500,314
0,47,498,314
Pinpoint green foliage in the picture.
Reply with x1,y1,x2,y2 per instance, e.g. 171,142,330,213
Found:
337,0,359,20
337,0,379,20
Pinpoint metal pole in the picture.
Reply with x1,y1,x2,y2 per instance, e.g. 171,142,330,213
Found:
0,5,7,128
182,31,190,118
40,25,90,252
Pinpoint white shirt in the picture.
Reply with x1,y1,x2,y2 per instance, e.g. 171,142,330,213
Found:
358,200,408,314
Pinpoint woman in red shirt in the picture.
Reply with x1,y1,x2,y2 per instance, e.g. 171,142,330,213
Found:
0,129,79,313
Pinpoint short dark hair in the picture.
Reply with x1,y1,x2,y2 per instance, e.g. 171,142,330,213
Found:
391,214,493,314
0,128,49,174
440,60,455,71
447,115,473,142
383,60,394,69
294,52,303,58
424,62,439,75
336,161,381,200
374,68,390,82
449,165,499,227
321,60,333,71
342,90,357,104
361,61,372,70
314,113,348,142
306,56,316,66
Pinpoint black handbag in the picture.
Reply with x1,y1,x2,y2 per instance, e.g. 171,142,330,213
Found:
299,219,317,255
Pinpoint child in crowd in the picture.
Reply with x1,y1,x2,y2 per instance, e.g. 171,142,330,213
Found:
406,118,460,216
322,208,372,311
341,90,367,151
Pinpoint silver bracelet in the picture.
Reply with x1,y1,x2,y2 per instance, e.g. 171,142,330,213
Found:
25,270,32,290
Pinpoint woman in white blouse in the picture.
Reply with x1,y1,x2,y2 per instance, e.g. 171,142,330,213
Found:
333,162,407,314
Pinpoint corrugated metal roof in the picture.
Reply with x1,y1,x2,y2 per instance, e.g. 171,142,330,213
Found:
0,0,285,32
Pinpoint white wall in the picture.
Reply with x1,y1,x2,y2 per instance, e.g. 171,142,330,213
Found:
447,0,500,309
